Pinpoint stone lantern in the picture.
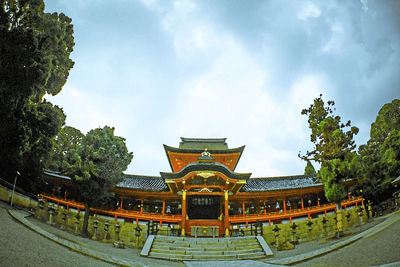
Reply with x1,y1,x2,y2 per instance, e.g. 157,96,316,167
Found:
306,220,313,240
115,223,121,241
357,206,364,227
135,225,142,248
113,223,125,248
103,221,110,241
290,222,298,245
60,209,68,230
47,205,56,225
321,217,328,236
92,219,99,240
74,214,80,235
272,225,281,248
37,198,45,219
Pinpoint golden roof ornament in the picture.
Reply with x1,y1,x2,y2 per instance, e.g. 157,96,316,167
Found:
201,148,211,157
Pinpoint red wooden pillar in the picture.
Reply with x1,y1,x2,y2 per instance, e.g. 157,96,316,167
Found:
263,200,267,215
64,190,67,201
301,197,304,210
162,200,165,216
242,200,245,216
283,198,286,213
120,196,124,210
140,200,143,214
317,198,320,207
224,190,230,236
348,191,351,200
181,190,187,236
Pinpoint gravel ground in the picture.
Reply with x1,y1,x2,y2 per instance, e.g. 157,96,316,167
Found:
267,217,385,260
295,216,400,267
3,198,400,267
0,201,115,267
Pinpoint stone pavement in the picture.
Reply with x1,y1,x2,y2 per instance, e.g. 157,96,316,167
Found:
265,210,400,266
6,206,400,267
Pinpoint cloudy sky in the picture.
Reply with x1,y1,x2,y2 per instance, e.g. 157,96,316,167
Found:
44,0,400,177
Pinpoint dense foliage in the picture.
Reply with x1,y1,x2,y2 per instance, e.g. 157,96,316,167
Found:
357,99,400,203
300,95,359,206
48,126,133,236
304,161,317,176
0,0,74,189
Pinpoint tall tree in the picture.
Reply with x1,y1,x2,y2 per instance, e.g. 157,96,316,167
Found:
300,95,359,206
304,160,317,176
44,126,85,172
0,0,74,189
357,99,400,203
60,126,133,237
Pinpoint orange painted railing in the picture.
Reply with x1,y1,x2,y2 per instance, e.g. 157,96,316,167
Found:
40,194,182,225
40,194,363,226
229,196,364,225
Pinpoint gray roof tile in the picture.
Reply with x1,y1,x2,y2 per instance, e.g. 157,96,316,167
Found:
241,175,321,192
116,175,168,192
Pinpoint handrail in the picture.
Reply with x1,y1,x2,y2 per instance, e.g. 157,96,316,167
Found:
229,196,364,223
40,194,363,225
40,194,182,223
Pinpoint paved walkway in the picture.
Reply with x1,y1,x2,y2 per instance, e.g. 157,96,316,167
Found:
265,210,400,266
5,202,400,267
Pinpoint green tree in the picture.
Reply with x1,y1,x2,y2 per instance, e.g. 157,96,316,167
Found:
0,0,74,189
357,99,400,203
300,95,359,207
61,126,133,237
304,160,317,176
44,126,85,172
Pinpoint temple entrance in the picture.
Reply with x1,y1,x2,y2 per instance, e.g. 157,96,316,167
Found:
187,195,221,219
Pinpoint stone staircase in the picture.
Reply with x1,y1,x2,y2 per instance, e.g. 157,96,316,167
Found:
140,235,273,261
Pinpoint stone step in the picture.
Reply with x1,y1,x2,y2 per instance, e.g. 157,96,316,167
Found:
237,252,266,260
230,239,259,244
191,254,237,260
146,236,271,261
149,252,193,261
224,248,263,255
232,244,261,250
151,248,186,255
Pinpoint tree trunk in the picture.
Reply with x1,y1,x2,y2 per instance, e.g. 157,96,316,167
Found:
81,203,90,238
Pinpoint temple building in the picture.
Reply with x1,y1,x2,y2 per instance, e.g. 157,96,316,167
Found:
43,137,362,237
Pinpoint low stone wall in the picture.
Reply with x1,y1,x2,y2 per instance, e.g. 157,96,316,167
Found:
34,202,151,248
261,207,368,246
0,184,38,209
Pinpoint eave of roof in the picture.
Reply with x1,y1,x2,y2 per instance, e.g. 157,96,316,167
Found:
240,175,321,192
160,161,252,180
163,144,245,172
116,174,168,192
179,137,228,150
43,169,71,181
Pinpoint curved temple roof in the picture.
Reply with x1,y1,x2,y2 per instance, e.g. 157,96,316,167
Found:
241,175,321,192
43,170,320,193
116,174,168,192
160,161,252,181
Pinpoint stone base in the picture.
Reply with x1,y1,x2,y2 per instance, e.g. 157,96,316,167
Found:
113,240,125,249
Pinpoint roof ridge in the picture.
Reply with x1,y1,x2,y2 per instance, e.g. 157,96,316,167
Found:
251,174,315,180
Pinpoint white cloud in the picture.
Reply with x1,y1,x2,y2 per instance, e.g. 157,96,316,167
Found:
322,22,346,53
297,2,321,21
